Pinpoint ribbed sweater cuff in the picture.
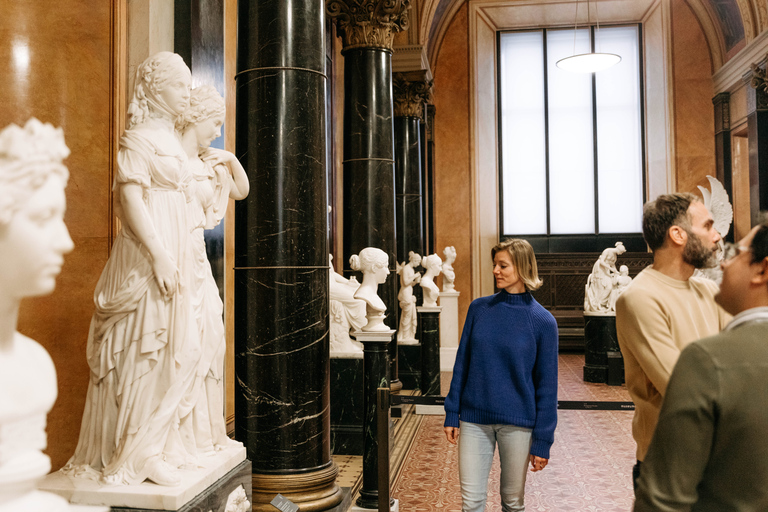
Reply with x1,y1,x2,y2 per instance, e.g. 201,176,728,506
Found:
444,411,460,428
530,438,552,459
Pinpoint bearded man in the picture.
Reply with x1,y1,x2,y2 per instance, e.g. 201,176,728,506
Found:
615,193,731,493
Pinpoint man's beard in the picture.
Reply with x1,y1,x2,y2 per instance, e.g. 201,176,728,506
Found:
683,230,717,269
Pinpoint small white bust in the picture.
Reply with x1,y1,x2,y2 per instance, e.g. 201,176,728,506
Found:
441,246,457,292
0,119,74,511
350,248,391,332
420,253,443,307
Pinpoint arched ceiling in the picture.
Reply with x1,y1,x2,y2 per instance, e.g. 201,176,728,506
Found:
416,0,767,73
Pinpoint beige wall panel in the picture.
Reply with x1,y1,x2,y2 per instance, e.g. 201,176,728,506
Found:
434,4,472,335
731,133,751,240
0,1,114,470
672,0,716,194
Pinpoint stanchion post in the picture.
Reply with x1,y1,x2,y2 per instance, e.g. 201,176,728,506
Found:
377,387,391,512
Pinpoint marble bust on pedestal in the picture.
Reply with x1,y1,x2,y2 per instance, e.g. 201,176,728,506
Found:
349,248,391,332
420,254,442,308
0,119,75,512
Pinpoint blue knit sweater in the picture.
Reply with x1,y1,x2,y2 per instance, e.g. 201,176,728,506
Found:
444,291,559,458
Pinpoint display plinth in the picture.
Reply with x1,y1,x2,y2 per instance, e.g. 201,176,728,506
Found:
417,306,442,398
330,357,365,455
583,314,624,385
438,291,460,370
40,446,247,510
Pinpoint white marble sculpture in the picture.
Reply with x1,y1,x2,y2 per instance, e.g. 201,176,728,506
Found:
329,254,366,356
420,254,442,307
63,52,200,487
584,242,627,315
396,252,422,343
609,265,632,312
694,175,734,284
0,119,74,511
441,246,456,292
178,85,249,454
349,248,391,332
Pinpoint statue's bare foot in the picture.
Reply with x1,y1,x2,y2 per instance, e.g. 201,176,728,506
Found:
144,458,180,487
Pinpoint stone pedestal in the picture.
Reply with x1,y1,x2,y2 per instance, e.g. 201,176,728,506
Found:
417,306,442,397
397,343,421,390
330,357,365,455
583,314,624,385
352,330,395,510
438,291,460,370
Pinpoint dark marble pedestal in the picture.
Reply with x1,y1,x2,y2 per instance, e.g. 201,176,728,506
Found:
111,459,252,512
330,357,365,455
583,314,624,385
397,343,421,390
417,306,442,396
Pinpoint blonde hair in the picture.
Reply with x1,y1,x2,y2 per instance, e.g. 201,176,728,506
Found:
491,239,543,292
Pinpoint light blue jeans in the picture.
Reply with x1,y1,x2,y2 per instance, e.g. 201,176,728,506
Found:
458,421,532,512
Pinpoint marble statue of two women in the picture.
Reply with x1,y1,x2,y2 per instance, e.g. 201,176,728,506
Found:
329,254,365,355
350,248,391,332
584,242,627,314
420,254,442,307
63,52,247,488
0,119,75,511
396,251,421,343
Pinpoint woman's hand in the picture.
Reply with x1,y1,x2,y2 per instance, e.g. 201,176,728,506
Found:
152,251,179,298
529,455,548,472
200,147,234,168
444,427,459,444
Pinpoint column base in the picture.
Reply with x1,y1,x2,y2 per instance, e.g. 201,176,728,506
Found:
251,463,343,512
390,379,403,392
355,491,397,511
351,498,399,512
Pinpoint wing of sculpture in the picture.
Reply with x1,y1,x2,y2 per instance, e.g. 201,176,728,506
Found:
698,175,733,239
396,261,405,275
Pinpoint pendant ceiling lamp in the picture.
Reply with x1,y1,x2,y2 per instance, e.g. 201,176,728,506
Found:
556,0,621,73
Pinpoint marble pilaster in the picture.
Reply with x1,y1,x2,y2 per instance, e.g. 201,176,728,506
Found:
328,0,413,393
744,60,768,225
235,2,340,510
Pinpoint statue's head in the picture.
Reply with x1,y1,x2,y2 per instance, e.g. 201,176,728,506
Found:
0,119,73,298
408,251,422,266
443,246,456,262
350,247,389,284
176,85,226,148
127,52,192,129
424,253,442,272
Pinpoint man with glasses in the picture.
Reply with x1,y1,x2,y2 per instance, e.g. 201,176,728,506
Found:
634,222,768,510
616,193,731,492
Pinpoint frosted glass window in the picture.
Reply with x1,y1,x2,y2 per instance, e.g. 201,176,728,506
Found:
499,32,547,235
595,26,643,233
547,29,595,234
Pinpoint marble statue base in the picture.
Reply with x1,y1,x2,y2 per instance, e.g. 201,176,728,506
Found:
583,314,624,385
397,337,418,346
40,445,247,510
330,357,365,455
438,291,460,371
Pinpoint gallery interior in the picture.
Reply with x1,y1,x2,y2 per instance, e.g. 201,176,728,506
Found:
2,0,768,510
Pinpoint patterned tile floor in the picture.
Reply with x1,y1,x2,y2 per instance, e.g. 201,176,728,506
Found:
389,354,637,512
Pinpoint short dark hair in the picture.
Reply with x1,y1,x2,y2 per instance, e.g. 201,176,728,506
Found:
750,220,768,264
642,193,699,251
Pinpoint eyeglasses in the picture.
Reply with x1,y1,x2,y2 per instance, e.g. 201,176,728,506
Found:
723,242,751,261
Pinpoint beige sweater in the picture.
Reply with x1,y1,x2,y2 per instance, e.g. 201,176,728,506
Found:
615,267,730,461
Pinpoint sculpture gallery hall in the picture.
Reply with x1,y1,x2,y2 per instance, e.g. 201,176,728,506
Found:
2,1,767,510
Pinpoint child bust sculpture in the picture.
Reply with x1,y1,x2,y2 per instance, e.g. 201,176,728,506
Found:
0,119,74,511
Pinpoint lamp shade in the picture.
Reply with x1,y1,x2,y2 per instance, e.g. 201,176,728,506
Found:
556,52,621,73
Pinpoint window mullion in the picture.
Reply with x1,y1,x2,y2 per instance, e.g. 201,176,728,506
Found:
591,25,599,235
543,28,551,236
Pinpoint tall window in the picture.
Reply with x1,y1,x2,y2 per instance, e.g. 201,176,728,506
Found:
498,26,644,251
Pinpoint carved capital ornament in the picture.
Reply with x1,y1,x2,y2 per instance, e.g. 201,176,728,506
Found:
393,73,433,119
747,54,768,111
326,0,412,51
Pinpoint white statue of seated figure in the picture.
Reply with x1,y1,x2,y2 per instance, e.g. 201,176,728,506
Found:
329,254,365,355
420,254,442,307
0,119,74,511
350,248,391,332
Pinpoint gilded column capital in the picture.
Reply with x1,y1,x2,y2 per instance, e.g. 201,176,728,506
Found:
326,0,412,52
744,54,768,112
393,71,433,119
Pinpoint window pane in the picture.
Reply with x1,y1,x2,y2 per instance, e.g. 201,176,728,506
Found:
596,26,643,233
499,31,547,235
547,28,595,234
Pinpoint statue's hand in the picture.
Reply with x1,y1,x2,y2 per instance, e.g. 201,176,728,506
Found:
200,147,236,170
152,252,180,298
414,274,421,283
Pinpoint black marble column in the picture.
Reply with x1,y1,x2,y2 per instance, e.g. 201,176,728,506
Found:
713,92,733,241
353,331,395,510
328,0,413,393
745,64,768,226
417,307,441,396
424,104,436,256
235,2,341,510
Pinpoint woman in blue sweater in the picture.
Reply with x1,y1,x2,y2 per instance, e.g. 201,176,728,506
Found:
444,239,558,512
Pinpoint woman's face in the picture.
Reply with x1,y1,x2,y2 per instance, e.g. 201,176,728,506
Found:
158,73,192,115
493,250,524,294
0,174,74,299
374,264,390,284
194,114,224,149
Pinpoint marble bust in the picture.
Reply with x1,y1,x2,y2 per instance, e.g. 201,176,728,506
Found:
0,119,74,511
441,246,456,292
396,251,422,343
584,242,627,315
329,254,365,355
349,248,391,332
420,253,442,307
